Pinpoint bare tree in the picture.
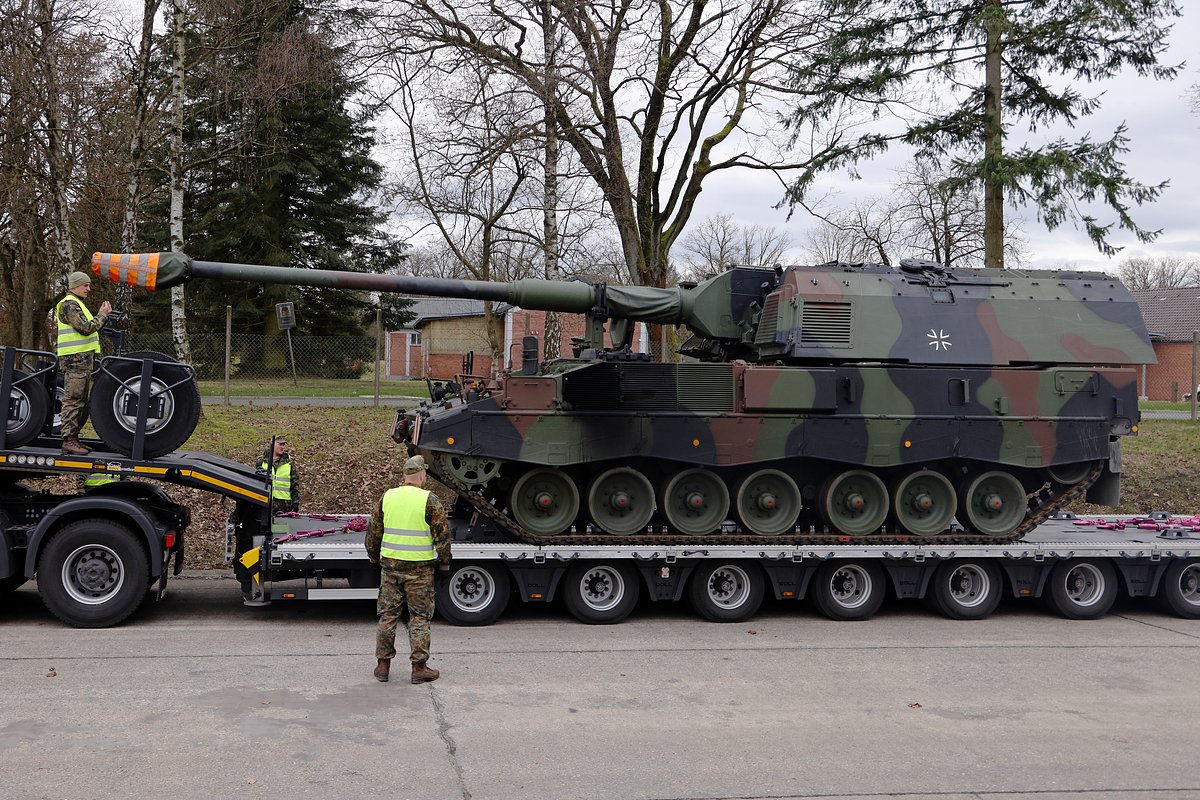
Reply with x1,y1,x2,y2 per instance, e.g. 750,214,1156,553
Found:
678,213,793,277
1117,255,1200,291
804,198,904,266
367,0,846,290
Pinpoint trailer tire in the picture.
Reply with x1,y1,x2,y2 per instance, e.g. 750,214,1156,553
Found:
563,562,639,624
928,560,1003,620
1155,560,1200,619
5,368,50,449
436,563,510,626
37,519,149,628
1043,559,1117,620
90,351,200,458
812,560,885,621
688,561,764,622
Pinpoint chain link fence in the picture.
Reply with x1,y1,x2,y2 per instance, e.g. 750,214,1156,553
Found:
125,332,417,400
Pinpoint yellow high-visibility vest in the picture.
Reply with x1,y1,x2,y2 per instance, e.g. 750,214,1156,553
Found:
260,459,292,501
55,295,100,357
379,485,434,562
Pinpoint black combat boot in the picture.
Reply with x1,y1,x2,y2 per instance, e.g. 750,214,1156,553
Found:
411,661,440,684
373,658,391,682
62,436,90,455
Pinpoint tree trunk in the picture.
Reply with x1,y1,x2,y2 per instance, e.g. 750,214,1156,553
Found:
119,0,162,314
36,0,74,283
169,0,192,361
982,0,1005,269
541,0,562,360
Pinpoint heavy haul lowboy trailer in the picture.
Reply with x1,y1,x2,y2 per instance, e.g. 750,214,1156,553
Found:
5,425,1199,628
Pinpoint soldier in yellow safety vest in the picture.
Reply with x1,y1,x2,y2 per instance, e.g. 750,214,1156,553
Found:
55,271,111,455
258,437,300,512
365,454,450,684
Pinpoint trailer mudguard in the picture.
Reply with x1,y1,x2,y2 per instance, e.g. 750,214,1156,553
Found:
23,496,167,579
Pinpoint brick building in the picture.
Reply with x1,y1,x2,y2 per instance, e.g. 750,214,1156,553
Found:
1131,288,1200,400
386,299,648,380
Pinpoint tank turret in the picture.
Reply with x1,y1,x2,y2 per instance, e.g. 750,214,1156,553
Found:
91,251,1155,544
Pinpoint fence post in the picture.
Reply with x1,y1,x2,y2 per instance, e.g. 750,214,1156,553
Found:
224,305,232,406
1192,331,1198,422
374,307,382,408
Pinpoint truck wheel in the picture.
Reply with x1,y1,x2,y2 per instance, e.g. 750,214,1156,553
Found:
688,561,764,622
37,519,149,627
563,561,639,624
5,368,50,449
1043,559,1117,620
928,560,1003,620
90,351,200,458
436,563,510,626
1156,560,1200,619
811,560,885,621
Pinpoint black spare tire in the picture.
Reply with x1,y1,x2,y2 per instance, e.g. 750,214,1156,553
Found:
89,350,200,458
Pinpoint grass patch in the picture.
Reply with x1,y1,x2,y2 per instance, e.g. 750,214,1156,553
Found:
196,378,430,398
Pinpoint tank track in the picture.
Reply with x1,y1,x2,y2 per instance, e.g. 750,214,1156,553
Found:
431,453,1101,548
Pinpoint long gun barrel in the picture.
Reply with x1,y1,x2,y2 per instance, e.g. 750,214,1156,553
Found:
90,251,703,326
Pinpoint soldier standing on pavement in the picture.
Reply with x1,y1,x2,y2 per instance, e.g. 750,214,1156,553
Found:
366,454,450,684
56,271,111,455
259,437,300,512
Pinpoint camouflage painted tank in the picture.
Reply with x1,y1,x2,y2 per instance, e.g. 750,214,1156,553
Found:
92,252,1155,543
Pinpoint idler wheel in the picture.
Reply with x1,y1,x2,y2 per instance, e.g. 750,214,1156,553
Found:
586,467,655,535
661,468,730,536
510,468,580,536
819,470,888,536
1046,460,1095,486
734,469,801,536
958,471,1026,538
891,469,957,537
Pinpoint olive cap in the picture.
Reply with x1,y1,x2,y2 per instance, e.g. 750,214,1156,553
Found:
403,455,428,474
68,271,92,289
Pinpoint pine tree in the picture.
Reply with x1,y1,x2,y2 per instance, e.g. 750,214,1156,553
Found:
786,0,1181,267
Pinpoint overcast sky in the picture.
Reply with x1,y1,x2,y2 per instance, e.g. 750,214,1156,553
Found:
693,4,1200,272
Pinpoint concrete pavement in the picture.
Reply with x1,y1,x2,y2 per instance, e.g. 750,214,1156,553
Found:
3,574,1200,800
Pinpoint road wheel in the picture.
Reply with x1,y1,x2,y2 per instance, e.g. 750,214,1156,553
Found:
563,562,639,624
819,470,889,536
927,560,1003,620
892,470,957,537
811,560,886,621
1155,560,1200,619
436,562,511,626
1043,559,1117,620
89,351,200,458
959,471,1026,538
511,468,580,536
37,519,149,627
688,561,764,622
586,468,655,535
4,368,50,449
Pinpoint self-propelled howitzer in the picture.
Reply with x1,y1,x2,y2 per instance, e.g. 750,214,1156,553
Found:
92,251,1155,544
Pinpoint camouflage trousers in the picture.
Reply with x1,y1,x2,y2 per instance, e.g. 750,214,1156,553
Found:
59,355,94,438
375,563,436,664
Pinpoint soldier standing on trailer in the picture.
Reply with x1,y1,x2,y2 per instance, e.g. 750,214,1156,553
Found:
366,454,450,684
56,271,111,455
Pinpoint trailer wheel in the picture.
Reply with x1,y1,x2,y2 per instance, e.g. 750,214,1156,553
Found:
5,368,50,449
928,560,1003,620
436,563,510,626
37,519,149,627
90,351,200,458
563,562,639,624
1156,560,1200,619
1044,559,1117,620
811,560,885,621
688,561,764,622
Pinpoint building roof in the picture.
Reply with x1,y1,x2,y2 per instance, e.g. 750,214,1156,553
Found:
402,298,514,328
1131,288,1200,342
